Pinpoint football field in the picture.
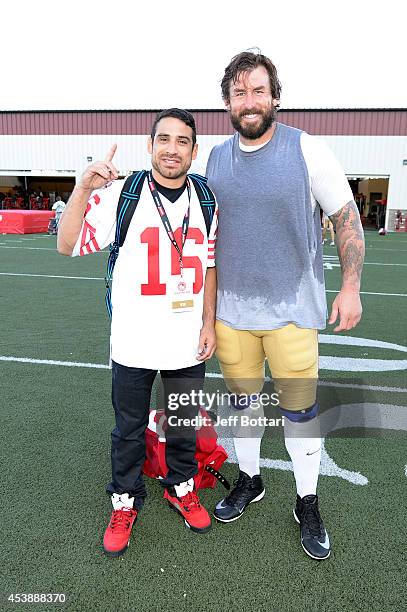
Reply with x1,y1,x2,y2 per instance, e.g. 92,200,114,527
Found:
1,231,406,611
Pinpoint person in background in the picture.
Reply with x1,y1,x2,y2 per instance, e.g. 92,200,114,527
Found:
52,196,66,228
322,212,335,245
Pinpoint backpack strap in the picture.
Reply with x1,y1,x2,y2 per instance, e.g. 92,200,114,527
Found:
117,170,148,247
188,173,216,236
105,170,147,317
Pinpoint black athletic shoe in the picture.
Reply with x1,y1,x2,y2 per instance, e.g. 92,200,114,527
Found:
213,470,265,523
293,494,331,560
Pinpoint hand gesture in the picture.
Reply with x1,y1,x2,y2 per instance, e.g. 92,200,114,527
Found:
78,144,119,191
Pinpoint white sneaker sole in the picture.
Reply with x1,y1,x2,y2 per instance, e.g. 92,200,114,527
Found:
293,509,331,560
214,489,265,523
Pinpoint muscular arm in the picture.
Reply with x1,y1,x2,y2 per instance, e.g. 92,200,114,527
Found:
196,267,217,360
328,200,365,331
329,200,365,291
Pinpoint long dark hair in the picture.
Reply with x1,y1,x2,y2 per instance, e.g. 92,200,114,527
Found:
221,50,282,104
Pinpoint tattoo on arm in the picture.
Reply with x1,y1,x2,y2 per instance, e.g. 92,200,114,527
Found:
329,200,365,290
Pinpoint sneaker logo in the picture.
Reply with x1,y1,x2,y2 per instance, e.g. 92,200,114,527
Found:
112,493,135,511
216,500,228,510
319,532,330,550
306,447,321,456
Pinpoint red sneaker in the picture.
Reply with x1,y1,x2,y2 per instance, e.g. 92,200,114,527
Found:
103,507,138,557
165,485,211,533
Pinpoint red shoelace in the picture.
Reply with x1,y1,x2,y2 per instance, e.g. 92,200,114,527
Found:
109,508,136,532
180,491,201,512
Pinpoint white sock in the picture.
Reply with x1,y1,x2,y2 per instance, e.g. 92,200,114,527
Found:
174,478,194,498
284,435,321,498
111,493,134,510
234,437,261,477
283,418,321,498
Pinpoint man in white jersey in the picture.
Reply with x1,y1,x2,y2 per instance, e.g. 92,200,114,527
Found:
58,109,218,557
51,196,66,230
206,51,365,560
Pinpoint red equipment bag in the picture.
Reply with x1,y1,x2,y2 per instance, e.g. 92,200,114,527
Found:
143,408,230,490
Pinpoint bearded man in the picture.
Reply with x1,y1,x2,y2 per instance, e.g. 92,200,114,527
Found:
206,51,365,560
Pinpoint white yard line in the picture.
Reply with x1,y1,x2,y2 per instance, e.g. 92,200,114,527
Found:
207,372,406,393
0,244,104,252
364,262,407,266
317,380,406,393
0,245,58,251
366,248,407,252
325,255,407,267
0,355,405,393
2,243,404,261
326,289,407,297
0,271,405,296
0,272,102,280
0,355,109,369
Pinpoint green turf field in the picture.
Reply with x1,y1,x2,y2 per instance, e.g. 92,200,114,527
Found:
1,231,406,611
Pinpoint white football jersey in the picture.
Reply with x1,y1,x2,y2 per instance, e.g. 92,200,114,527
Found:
72,177,218,370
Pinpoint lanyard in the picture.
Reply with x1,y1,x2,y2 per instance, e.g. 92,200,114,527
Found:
147,170,191,273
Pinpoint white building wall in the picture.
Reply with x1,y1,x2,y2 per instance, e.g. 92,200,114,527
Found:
323,136,407,227
197,135,407,218
1,134,406,228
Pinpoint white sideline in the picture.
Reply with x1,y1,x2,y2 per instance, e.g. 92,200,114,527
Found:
370,248,407,252
324,255,407,267
0,245,57,251
0,245,104,252
0,272,102,281
364,262,407,266
326,289,407,297
1,241,406,260
0,271,406,296
0,356,109,369
0,355,406,393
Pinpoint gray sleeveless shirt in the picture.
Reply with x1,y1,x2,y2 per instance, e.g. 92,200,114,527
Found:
206,122,327,330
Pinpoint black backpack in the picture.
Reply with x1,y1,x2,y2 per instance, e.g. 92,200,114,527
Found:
105,171,216,316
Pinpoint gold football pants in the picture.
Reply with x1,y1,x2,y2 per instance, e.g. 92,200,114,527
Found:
215,321,318,411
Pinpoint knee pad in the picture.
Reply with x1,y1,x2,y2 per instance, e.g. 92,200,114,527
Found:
280,402,319,423
271,325,318,373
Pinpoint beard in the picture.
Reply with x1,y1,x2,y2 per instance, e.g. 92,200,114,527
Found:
230,105,277,140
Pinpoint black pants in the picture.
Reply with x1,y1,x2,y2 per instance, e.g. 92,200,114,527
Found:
106,360,205,509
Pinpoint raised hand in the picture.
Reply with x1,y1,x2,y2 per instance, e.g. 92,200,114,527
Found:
78,144,119,191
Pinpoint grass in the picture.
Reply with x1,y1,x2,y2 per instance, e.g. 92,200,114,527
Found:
0,231,406,611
